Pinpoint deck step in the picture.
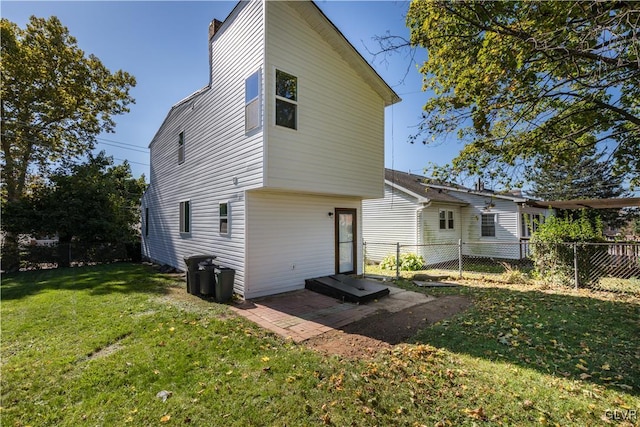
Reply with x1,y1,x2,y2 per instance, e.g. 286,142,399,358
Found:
305,275,389,303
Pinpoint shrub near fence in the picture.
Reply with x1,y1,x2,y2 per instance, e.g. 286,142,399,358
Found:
364,240,640,295
14,241,141,270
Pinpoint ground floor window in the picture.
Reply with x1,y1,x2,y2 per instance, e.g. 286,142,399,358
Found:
180,200,190,233
219,202,229,234
481,213,496,237
439,209,454,230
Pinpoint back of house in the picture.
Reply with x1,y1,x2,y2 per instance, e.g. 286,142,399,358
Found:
362,169,550,266
141,0,400,299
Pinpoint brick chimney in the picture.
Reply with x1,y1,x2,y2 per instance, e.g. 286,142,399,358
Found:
208,19,223,86
209,19,223,40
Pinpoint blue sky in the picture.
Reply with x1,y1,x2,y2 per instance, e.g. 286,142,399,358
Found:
3,0,463,181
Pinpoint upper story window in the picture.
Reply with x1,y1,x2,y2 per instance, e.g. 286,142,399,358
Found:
481,213,496,237
245,70,261,132
275,69,297,130
178,131,185,164
439,210,454,230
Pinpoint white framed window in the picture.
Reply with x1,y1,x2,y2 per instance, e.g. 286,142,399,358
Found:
144,207,149,237
275,69,297,130
439,210,455,230
521,213,542,238
481,213,496,237
245,69,261,132
219,202,229,235
179,200,190,234
178,131,185,164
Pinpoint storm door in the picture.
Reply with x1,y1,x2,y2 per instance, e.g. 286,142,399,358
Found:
335,208,357,274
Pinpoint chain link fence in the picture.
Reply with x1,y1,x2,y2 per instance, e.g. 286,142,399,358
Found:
364,240,640,295
5,241,142,271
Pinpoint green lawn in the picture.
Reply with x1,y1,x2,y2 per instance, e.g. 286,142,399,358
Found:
2,263,639,426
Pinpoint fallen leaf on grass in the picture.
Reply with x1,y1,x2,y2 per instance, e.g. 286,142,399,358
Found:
160,414,171,423
463,406,487,421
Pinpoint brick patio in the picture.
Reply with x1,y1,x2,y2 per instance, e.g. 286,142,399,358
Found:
229,286,435,342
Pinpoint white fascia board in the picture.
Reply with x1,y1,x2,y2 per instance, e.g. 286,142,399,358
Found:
385,180,430,204
424,183,528,203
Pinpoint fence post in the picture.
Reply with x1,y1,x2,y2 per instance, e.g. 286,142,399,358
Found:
573,242,579,290
396,242,400,281
458,239,463,278
362,241,366,279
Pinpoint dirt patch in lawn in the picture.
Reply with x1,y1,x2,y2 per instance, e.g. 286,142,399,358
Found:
304,295,472,359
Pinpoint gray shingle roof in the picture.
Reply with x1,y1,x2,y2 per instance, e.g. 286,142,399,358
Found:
385,169,468,205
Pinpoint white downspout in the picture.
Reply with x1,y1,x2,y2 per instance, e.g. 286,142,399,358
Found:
416,201,431,258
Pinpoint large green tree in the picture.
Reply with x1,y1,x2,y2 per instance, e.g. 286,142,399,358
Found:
1,16,136,202
1,16,136,269
526,149,632,228
405,1,639,188
4,153,147,268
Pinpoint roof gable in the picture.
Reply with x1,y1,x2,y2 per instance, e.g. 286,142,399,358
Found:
287,1,400,107
148,86,210,148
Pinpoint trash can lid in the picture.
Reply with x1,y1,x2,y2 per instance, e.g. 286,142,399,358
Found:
184,254,217,260
184,254,216,263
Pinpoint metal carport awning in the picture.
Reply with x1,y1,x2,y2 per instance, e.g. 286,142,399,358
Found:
527,197,640,210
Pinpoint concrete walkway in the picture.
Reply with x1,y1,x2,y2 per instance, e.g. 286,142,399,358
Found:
229,286,435,342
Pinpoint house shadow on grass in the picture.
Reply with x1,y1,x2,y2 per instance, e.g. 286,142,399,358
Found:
0,262,171,300
406,283,640,396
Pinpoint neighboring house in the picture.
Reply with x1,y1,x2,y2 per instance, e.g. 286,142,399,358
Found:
141,0,400,299
362,169,550,265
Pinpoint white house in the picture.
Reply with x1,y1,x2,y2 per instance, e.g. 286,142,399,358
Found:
362,169,550,265
141,0,400,299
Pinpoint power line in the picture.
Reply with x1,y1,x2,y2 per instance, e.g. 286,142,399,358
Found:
113,158,149,167
2,119,149,151
95,136,148,150
97,140,148,153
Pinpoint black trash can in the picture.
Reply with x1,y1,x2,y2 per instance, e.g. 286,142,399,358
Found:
199,262,216,296
183,255,216,295
214,267,235,303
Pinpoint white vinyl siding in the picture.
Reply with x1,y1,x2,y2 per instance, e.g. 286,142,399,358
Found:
264,1,385,198
143,1,264,282
245,190,361,299
361,184,420,263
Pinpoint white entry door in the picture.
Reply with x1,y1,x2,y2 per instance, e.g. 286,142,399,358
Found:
335,208,356,274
